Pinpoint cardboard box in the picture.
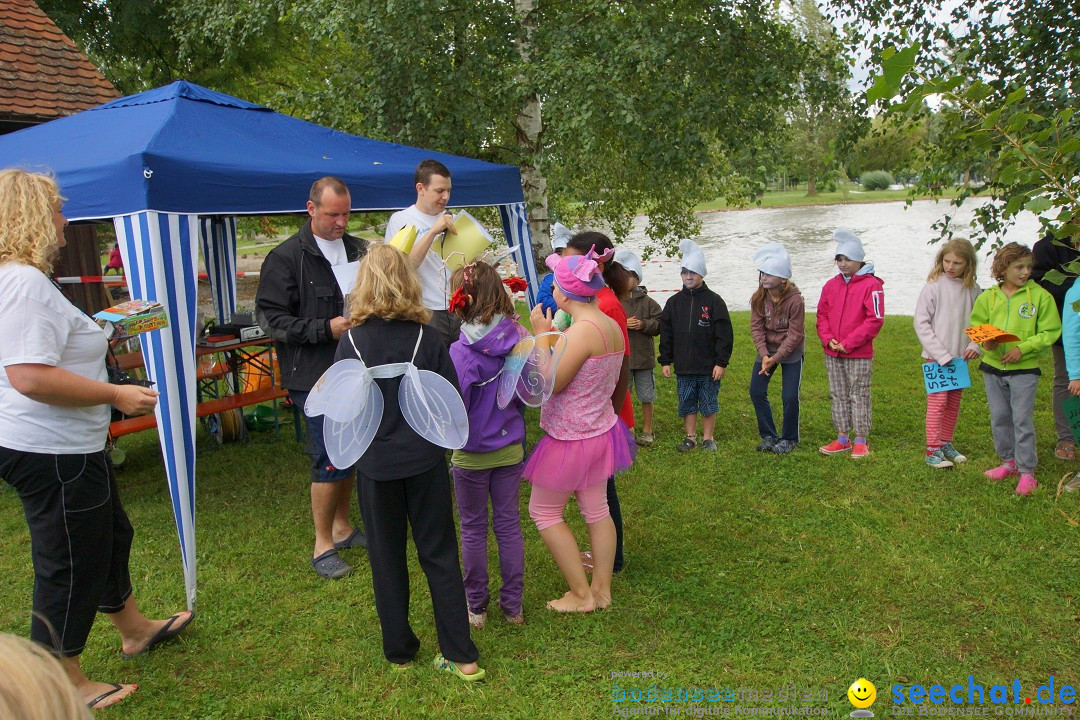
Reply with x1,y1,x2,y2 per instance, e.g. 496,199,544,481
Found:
94,299,169,338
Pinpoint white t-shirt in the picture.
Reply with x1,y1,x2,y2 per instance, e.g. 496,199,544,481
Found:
313,234,347,266
0,262,110,453
385,205,451,311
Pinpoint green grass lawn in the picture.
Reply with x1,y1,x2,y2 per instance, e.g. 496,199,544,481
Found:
1,313,1076,719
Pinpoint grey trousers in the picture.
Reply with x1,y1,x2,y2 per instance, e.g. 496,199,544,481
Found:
429,309,462,347
983,371,1039,473
1051,345,1072,445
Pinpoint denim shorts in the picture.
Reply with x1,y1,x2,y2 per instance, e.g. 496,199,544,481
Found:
629,368,657,404
676,374,720,417
289,389,355,483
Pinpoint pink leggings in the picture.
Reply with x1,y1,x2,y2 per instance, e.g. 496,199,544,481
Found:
925,388,963,449
528,483,610,532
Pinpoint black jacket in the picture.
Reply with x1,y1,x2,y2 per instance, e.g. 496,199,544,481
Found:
335,317,460,480
255,221,367,391
1032,233,1079,347
657,283,733,375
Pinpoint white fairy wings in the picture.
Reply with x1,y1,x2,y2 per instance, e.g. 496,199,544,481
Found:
495,331,567,409
305,327,469,468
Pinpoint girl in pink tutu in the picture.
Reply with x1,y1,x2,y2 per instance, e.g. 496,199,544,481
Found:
525,248,636,612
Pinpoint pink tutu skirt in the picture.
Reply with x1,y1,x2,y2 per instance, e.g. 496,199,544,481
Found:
523,419,637,491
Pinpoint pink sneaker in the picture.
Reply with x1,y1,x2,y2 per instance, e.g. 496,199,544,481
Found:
819,440,853,455
851,442,869,459
1015,474,1037,495
984,462,1018,481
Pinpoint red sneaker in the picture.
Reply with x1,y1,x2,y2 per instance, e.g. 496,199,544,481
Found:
851,442,869,459
819,440,853,455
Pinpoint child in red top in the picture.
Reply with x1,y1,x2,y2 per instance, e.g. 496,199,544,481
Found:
104,244,123,275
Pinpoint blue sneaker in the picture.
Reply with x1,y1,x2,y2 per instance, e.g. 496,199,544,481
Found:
925,450,954,469
940,442,967,464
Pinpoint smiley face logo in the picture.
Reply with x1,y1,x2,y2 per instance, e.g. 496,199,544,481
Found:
848,678,877,709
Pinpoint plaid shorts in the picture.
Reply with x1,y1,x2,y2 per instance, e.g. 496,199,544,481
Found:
676,374,720,417
629,368,657,404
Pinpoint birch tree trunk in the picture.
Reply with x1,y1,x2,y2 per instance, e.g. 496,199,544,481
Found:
513,0,550,257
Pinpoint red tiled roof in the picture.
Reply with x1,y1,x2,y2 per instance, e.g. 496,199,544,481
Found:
0,0,118,122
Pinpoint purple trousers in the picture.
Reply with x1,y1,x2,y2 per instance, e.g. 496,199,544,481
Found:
451,462,525,616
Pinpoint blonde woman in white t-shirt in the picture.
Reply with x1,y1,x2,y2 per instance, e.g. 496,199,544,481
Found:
0,170,193,711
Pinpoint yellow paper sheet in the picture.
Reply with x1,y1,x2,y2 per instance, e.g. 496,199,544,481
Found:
435,211,493,270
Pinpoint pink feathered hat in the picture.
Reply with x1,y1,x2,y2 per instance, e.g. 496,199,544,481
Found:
545,245,615,302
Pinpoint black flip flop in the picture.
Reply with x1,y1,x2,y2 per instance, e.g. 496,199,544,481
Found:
121,610,194,659
333,528,367,550
87,683,133,709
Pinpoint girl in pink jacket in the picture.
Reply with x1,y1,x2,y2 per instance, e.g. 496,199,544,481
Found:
816,228,885,459
913,239,981,469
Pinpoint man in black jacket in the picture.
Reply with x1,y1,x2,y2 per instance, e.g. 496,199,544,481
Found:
1032,232,1080,461
255,177,369,579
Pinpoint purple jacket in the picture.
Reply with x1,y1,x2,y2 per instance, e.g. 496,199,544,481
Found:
449,315,527,453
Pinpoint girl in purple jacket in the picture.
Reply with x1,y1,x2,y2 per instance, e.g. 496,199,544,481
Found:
448,261,528,627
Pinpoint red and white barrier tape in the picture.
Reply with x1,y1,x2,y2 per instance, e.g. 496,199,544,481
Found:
54,272,261,285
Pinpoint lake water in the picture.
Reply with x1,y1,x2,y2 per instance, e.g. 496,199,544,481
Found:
617,199,1043,315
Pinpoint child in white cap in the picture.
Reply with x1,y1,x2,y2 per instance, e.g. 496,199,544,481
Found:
748,243,805,454
615,249,663,446
658,239,734,452
816,228,884,459
535,222,573,317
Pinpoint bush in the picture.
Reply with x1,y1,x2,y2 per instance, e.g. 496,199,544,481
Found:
859,170,894,190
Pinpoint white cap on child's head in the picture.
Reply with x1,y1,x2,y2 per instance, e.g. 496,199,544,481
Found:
551,222,572,251
614,249,643,283
678,239,707,277
753,242,792,279
833,227,865,262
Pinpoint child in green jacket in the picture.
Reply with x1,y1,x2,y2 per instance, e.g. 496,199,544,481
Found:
969,242,1061,495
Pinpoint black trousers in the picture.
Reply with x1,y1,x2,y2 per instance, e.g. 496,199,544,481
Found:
358,461,478,665
607,474,624,572
0,447,134,657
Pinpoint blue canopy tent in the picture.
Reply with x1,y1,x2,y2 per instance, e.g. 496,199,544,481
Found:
0,81,536,609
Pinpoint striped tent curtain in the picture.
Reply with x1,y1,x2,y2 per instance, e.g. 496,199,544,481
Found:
113,211,200,610
498,202,539,307
199,217,238,325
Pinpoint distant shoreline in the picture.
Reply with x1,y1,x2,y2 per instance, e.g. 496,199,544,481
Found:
696,195,954,214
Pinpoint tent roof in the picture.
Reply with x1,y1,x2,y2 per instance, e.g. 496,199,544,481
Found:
0,81,524,220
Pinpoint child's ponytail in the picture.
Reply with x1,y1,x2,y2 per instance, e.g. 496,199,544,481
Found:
449,261,517,325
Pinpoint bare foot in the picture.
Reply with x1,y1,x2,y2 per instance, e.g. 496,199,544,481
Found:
82,681,137,710
592,589,612,610
546,591,596,613
121,609,194,658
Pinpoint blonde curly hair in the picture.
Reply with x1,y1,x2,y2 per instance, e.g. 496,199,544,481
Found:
348,244,432,326
0,169,64,273
0,633,92,720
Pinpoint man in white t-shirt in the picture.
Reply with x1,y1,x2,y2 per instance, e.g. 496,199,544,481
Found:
384,159,460,345
256,177,368,579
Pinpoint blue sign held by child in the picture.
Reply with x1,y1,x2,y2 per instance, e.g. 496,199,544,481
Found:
922,359,971,394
